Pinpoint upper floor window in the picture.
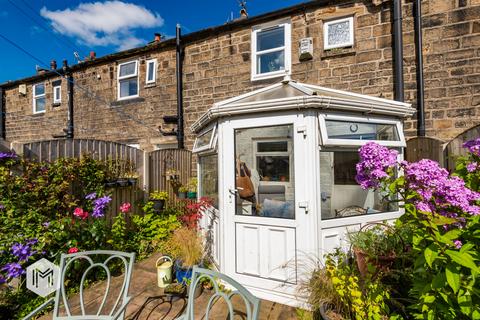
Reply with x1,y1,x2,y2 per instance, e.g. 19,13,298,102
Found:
53,84,61,104
323,16,354,50
117,60,138,100
33,83,46,114
146,59,156,84
251,20,291,81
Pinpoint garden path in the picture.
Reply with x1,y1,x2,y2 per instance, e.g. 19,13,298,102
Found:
38,252,298,320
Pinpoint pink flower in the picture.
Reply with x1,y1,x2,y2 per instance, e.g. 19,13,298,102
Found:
119,202,132,213
68,247,79,254
453,240,462,249
73,207,88,220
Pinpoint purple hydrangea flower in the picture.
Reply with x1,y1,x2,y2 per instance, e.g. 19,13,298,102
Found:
1,263,25,279
92,195,112,218
467,162,477,173
85,192,97,200
355,142,398,189
0,274,5,284
453,240,463,249
463,138,480,156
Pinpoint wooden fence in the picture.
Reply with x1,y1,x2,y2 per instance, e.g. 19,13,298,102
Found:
406,137,445,167
149,148,193,199
17,139,193,222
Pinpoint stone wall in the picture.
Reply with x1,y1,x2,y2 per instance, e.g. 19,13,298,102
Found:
3,0,480,148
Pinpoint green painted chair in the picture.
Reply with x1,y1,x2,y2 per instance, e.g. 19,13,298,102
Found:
176,266,261,320
23,250,136,320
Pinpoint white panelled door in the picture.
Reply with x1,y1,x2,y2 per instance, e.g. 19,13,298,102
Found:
221,113,315,304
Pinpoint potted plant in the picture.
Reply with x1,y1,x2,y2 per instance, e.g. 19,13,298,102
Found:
125,172,139,186
149,190,169,212
165,227,204,298
177,185,188,199
104,158,118,188
187,177,197,199
166,169,182,194
348,223,404,278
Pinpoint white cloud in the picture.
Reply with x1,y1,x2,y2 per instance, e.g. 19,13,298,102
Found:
40,1,164,50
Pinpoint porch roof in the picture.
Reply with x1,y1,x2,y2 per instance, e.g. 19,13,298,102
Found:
191,78,415,133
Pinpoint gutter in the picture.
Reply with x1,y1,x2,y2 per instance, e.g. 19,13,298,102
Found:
191,96,415,133
0,87,4,140
414,0,426,136
393,0,405,102
176,24,185,149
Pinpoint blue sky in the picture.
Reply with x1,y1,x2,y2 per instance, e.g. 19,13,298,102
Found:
0,0,306,83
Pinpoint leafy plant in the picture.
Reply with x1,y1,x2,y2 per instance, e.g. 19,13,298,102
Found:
149,190,169,201
163,227,203,268
178,185,188,193
187,177,198,192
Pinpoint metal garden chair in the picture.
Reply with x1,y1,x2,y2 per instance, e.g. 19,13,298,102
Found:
176,266,261,320
24,250,136,320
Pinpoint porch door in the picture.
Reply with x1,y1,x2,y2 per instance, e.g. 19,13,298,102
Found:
222,113,314,302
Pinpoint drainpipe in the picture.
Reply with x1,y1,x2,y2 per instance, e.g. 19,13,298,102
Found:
414,0,426,137
63,60,74,139
176,24,185,149
0,87,5,140
393,0,405,102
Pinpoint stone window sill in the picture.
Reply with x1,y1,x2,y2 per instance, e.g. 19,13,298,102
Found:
144,83,156,89
321,47,356,59
52,102,61,107
111,97,145,107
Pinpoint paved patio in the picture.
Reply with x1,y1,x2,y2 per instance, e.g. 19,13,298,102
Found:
39,253,298,320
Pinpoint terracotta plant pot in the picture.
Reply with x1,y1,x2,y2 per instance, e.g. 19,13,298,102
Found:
354,248,396,278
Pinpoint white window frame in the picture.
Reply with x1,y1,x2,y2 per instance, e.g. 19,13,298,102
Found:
318,113,406,147
117,60,139,100
53,85,61,104
145,59,157,84
323,16,354,50
253,138,292,186
32,83,46,114
251,19,291,81
193,124,217,154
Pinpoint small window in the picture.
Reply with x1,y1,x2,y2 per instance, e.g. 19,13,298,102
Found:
53,85,61,104
117,60,139,100
33,83,46,113
319,115,405,147
323,16,354,50
193,125,217,153
146,59,156,84
251,20,291,81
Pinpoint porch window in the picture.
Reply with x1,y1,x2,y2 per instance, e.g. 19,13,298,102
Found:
33,83,46,113
117,60,139,100
320,150,398,220
146,59,156,84
193,125,217,153
251,20,291,81
319,115,405,147
323,16,354,50
235,124,294,219
199,154,219,208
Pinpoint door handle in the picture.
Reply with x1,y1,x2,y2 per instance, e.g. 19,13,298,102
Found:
229,187,243,195
299,201,309,214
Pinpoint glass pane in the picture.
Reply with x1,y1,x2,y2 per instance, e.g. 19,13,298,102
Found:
54,87,61,100
327,20,351,47
320,151,398,220
257,26,284,51
326,120,399,141
34,84,45,96
119,78,138,98
257,50,284,74
235,125,294,219
119,62,136,77
257,141,288,152
35,97,45,112
147,62,155,81
194,129,213,150
199,154,218,208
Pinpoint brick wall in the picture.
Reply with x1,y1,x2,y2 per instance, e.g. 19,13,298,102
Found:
3,0,480,149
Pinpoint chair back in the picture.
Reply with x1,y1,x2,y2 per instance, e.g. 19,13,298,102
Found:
183,266,260,320
52,250,135,320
